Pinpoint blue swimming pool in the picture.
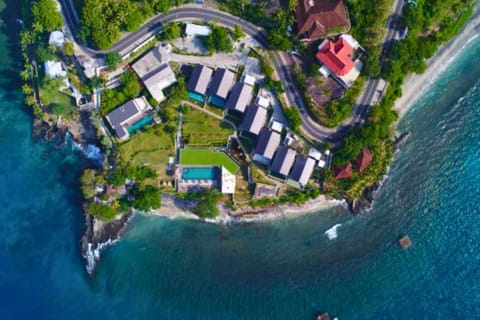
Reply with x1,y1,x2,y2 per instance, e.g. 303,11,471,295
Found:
181,167,216,180
188,92,205,103
208,95,226,108
128,115,153,134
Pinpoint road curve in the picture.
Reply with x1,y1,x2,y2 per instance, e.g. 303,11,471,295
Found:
59,2,401,143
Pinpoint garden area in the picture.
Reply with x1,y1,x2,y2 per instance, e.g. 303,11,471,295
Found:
118,124,176,181
181,105,234,148
179,149,239,174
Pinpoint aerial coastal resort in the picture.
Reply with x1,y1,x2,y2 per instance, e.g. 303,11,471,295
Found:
20,0,474,273
22,0,386,224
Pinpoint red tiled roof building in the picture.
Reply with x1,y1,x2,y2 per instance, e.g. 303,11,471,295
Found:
334,162,352,179
296,0,350,41
355,148,373,172
316,37,355,76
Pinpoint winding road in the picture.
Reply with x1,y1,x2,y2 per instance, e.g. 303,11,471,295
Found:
59,1,403,143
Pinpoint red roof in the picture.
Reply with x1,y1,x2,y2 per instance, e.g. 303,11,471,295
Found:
334,162,352,179
355,148,373,172
316,37,355,76
296,0,350,41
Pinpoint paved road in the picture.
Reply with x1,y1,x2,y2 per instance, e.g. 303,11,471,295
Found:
60,1,402,143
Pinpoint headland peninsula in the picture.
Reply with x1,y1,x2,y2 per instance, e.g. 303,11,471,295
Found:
17,0,478,272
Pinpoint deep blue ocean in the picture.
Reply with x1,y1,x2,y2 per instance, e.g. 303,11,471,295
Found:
1,2,480,319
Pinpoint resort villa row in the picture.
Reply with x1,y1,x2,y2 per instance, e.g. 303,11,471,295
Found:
184,63,333,190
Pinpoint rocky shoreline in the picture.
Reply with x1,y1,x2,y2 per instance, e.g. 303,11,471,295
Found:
31,115,133,274
32,113,411,274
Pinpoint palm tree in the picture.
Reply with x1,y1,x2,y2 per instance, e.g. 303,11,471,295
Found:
20,69,30,81
33,21,43,34
25,95,37,106
22,84,33,95
20,31,32,50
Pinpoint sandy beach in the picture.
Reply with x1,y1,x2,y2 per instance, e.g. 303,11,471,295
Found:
394,5,480,118
150,193,345,223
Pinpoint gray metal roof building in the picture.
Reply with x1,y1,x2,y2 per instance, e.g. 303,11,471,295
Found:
253,128,281,161
289,155,316,187
187,64,214,95
105,97,151,140
270,146,296,177
225,82,254,113
132,46,176,102
208,68,236,99
240,105,268,135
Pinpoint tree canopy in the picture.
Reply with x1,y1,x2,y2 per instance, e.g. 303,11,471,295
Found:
132,185,161,211
194,189,221,219
204,25,233,53
81,0,177,49
88,202,119,221
32,0,63,32
105,53,122,71
283,106,302,134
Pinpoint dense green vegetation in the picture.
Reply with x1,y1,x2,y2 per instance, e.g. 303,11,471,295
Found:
322,77,365,127
329,0,475,200
217,0,294,50
20,0,72,119
132,185,162,211
32,0,63,32
80,0,185,49
160,22,182,41
161,77,188,110
109,161,158,186
204,25,233,53
232,25,245,41
345,0,394,76
88,202,119,221
283,106,302,134
105,53,122,71
193,189,221,218
100,71,140,114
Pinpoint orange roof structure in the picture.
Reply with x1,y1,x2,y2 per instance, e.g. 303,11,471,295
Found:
355,148,373,172
334,162,352,179
296,0,350,41
316,37,355,76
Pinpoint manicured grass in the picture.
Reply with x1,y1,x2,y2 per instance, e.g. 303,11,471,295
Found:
179,149,239,174
182,106,233,147
118,124,176,180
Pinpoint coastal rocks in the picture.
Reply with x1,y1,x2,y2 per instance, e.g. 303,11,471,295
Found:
393,131,411,152
81,207,134,274
32,118,50,139
350,184,379,214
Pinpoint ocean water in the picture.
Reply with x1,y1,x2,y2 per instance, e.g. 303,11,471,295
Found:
1,1,480,319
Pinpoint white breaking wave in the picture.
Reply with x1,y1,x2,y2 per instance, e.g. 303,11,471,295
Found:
324,224,342,240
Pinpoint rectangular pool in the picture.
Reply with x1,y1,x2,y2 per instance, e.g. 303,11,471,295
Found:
181,167,217,180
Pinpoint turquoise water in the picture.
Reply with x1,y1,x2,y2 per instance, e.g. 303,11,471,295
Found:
188,91,205,103
208,95,226,108
181,167,217,180
1,1,480,319
128,115,153,134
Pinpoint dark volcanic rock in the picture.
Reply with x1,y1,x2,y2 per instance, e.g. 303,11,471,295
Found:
350,184,379,214
81,207,134,275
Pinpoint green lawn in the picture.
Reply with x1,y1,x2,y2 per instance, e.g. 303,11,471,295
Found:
179,149,239,174
182,106,233,147
118,124,176,180
39,77,76,117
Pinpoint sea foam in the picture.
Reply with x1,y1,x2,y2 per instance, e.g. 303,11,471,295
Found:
324,224,342,240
